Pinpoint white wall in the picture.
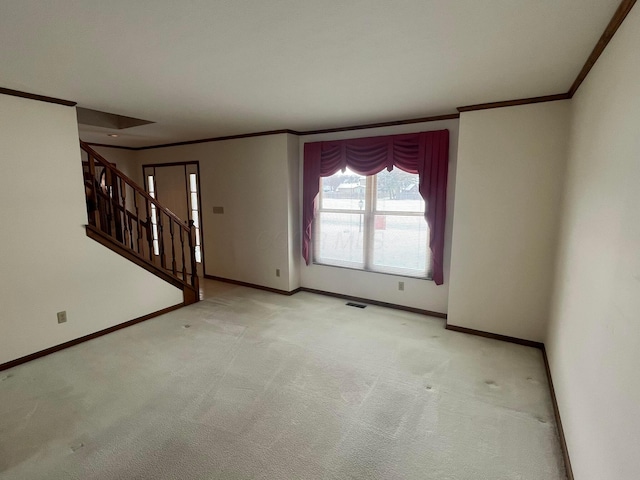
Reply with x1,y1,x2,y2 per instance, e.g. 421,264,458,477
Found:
299,119,459,315
135,134,298,292
448,102,570,342
0,94,183,365
546,6,640,479
93,145,140,183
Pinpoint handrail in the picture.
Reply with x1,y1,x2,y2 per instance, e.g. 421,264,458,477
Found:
81,141,190,231
81,141,199,295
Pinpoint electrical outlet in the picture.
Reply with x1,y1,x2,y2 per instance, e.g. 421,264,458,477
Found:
398,281,404,291
57,311,67,324
276,269,281,277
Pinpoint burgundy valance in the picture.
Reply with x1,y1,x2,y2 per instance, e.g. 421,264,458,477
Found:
302,129,449,285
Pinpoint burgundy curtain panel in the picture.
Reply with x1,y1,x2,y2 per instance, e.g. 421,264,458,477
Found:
302,129,450,285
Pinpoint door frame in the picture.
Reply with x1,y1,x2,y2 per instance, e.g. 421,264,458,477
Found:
141,161,206,276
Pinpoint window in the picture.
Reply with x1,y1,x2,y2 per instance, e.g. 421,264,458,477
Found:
188,173,202,263
303,129,448,284
147,174,160,256
314,168,431,278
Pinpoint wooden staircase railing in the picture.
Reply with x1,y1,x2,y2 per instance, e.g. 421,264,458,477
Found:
81,141,199,304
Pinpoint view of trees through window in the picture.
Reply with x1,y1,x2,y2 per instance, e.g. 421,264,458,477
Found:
314,168,431,278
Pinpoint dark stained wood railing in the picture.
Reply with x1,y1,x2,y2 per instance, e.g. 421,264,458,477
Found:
81,141,199,303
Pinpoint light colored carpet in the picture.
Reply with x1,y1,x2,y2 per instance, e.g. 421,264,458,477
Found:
0,280,565,479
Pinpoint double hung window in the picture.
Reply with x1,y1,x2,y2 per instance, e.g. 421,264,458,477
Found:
314,168,431,278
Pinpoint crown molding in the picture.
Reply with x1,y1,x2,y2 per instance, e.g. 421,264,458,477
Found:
139,129,298,150
568,0,636,97
132,114,461,150
457,93,570,113
0,87,76,107
297,113,460,136
84,142,139,151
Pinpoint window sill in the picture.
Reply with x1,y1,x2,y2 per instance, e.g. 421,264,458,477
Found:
311,261,432,281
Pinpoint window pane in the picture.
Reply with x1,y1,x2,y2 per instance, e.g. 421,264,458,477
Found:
147,175,155,193
375,169,424,213
190,192,198,210
314,212,364,266
320,169,366,211
371,215,430,276
192,210,199,228
189,173,197,192
195,245,202,263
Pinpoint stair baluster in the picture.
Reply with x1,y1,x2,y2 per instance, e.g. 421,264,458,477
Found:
80,141,199,304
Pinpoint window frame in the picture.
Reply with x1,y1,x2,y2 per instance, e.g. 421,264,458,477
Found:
313,171,432,280
188,172,202,264
142,161,206,271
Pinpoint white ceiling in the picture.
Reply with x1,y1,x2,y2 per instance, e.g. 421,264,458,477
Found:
0,0,619,147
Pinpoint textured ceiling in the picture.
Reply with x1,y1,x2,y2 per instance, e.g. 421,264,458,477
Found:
0,0,620,147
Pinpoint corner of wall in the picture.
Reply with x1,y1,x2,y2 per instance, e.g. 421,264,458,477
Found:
287,134,302,290
449,101,571,343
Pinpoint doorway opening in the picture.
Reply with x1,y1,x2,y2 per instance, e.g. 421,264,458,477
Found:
143,162,205,277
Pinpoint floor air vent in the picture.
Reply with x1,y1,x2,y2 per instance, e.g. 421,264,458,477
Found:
346,302,367,309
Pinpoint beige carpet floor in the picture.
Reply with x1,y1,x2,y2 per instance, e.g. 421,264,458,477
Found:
0,280,565,479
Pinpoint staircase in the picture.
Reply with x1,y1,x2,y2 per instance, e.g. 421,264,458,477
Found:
81,141,199,304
